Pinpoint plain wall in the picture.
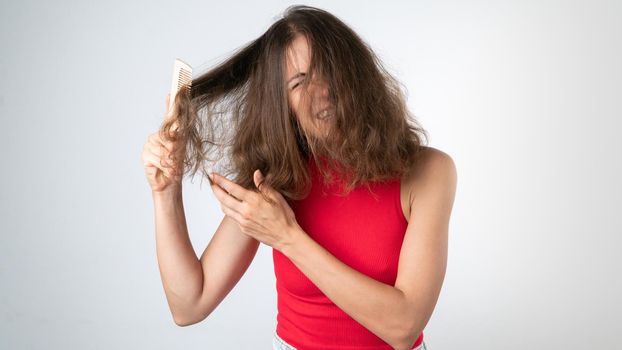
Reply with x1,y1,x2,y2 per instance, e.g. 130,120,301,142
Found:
1,0,620,349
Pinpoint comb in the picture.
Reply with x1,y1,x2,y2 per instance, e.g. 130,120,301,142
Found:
167,58,193,120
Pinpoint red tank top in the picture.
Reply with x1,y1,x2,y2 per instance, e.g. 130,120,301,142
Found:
273,155,424,349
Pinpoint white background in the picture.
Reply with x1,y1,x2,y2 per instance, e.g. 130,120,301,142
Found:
1,0,620,349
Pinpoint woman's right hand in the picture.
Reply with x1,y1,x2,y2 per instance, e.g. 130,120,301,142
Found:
142,94,183,193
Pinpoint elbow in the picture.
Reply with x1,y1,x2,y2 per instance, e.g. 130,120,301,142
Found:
173,316,193,327
392,333,418,350
391,321,423,350
173,312,201,327
171,297,213,327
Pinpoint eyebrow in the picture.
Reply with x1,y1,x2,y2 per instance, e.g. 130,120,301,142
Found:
286,72,306,85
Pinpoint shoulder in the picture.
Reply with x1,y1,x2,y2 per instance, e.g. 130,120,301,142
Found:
405,146,457,204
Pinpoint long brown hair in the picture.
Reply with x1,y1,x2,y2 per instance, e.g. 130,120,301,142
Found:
160,5,428,200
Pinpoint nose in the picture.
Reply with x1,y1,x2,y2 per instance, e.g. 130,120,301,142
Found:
310,80,331,100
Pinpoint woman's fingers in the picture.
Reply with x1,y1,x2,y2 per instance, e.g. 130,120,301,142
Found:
148,145,176,170
147,139,168,158
143,148,173,177
148,133,175,153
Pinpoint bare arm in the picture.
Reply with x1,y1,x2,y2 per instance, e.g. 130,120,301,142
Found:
279,149,456,349
148,93,259,326
153,187,203,325
153,187,260,326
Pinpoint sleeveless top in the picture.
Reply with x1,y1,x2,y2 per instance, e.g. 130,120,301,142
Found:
272,155,424,349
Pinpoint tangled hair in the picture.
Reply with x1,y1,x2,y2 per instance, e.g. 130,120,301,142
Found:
159,5,429,201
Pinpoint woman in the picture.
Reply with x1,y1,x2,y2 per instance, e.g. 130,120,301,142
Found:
142,5,456,350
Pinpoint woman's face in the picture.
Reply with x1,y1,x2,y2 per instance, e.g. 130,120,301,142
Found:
284,34,334,139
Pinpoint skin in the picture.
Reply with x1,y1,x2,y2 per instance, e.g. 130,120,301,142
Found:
284,33,334,139
208,34,457,350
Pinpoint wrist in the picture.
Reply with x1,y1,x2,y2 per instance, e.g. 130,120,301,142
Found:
280,224,305,258
152,186,182,201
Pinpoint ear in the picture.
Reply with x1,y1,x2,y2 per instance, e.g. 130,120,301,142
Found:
253,169,265,190
254,169,277,204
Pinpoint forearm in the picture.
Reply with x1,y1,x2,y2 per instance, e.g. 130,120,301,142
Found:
152,188,203,324
280,226,416,350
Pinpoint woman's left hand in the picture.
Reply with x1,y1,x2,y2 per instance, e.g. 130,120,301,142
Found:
208,169,301,252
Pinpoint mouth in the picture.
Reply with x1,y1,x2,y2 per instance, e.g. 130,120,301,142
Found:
315,107,335,120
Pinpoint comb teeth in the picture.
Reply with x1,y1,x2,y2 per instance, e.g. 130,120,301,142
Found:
177,67,192,90
168,58,193,114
